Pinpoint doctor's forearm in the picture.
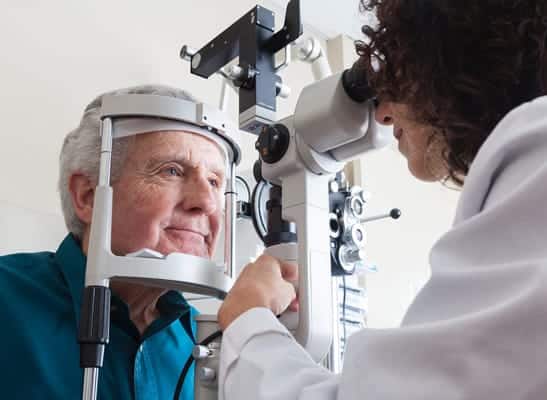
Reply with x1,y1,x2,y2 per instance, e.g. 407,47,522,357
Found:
219,308,340,400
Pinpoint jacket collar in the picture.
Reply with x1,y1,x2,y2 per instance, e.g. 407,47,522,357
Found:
54,234,87,323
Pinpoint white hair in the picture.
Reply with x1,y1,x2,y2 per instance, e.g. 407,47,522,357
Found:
58,84,199,238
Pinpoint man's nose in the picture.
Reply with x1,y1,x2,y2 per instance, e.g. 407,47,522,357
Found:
374,101,395,126
183,173,218,215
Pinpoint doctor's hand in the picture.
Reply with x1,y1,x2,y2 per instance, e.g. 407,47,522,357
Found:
218,254,299,331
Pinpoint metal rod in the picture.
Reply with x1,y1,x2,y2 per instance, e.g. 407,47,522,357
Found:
224,163,237,279
229,163,236,279
294,37,332,80
311,55,332,81
98,118,113,186
327,277,342,373
82,119,113,400
361,208,401,223
82,368,99,400
361,213,390,223
219,79,231,112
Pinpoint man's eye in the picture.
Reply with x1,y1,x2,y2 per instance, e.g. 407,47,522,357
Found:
162,166,182,177
209,178,219,188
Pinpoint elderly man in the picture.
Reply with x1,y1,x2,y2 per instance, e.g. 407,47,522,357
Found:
0,85,227,399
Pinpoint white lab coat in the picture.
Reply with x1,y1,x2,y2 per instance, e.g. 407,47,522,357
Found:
219,96,547,400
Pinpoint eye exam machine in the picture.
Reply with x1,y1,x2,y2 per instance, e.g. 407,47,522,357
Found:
78,1,399,399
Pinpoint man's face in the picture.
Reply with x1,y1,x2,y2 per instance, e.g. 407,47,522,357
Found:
110,131,225,259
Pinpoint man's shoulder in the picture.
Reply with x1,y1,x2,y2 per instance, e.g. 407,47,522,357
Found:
0,251,83,399
0,249,54,266
0,250,56,278
0,248,76,346
0,250,65,299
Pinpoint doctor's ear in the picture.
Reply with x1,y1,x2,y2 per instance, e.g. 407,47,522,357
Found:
68,173,95,225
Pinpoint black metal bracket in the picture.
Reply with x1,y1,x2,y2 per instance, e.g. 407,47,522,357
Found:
265,0,303,53
187,1,302,135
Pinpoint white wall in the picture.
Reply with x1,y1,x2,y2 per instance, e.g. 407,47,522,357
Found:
360,148,459,327
0,200,67,255
0,2,460,325
0,0,319,216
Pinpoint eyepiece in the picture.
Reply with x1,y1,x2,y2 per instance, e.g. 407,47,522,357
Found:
342,59,375,103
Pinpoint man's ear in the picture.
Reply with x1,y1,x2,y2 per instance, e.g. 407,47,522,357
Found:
68,173,95,225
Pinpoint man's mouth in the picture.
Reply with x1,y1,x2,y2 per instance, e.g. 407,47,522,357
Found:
164,228,207,244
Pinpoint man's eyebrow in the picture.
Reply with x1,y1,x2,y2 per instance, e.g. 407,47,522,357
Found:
144,156,225,178
142,156,174,170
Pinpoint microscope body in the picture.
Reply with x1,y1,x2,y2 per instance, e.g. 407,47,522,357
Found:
184,0,393,398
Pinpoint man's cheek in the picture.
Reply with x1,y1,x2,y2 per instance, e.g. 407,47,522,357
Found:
131,182,163,209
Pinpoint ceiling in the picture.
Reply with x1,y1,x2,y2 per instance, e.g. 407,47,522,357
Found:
260,0,376,40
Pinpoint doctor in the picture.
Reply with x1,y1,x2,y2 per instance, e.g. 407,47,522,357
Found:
217,0,547,399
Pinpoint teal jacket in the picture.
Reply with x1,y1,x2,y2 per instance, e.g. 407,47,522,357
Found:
0,234,197,399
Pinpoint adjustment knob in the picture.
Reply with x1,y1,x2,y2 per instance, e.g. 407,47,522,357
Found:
340,247,365,264
255,124,290,164
180,45,197,62
199,367,217,382
192,345,212,360
337,244,365,274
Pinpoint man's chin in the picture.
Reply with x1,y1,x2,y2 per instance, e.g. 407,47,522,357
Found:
179,248,210,259
161,243,210,259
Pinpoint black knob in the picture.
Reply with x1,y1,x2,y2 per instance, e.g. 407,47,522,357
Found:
255,124,290,164
390,208,402,219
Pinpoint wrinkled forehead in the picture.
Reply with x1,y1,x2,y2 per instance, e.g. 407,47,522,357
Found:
113,117,229,172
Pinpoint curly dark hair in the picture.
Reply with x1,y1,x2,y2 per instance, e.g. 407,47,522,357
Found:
357,0,547,185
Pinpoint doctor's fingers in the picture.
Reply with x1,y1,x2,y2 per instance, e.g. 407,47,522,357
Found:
280,261,298,282
252,254,298,283
273,279,298,315
251,254,281,272
280,262,299,311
